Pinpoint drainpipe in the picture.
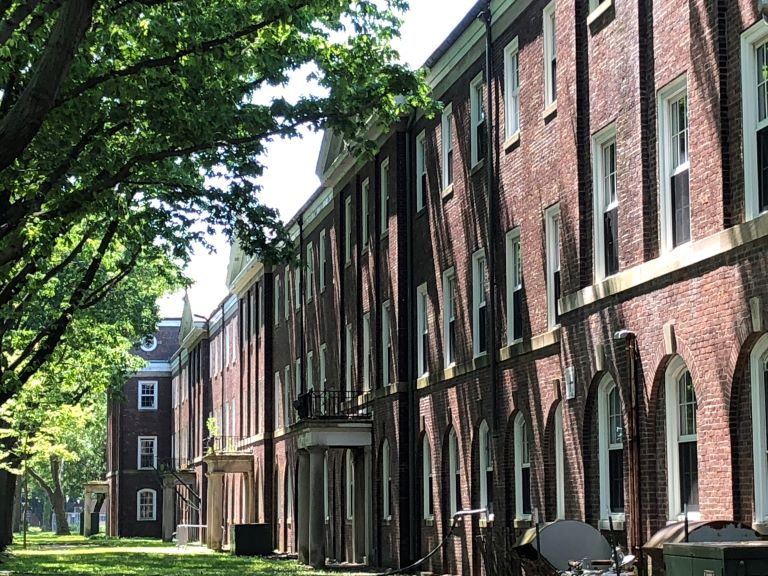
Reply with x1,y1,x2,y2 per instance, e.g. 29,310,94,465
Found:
299,217,306,395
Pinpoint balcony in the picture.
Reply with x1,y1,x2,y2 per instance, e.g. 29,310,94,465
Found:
293,390,371,420
203,435,246,454
291,390,372,450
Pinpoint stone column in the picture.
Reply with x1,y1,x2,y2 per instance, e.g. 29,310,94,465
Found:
297,451,310,564
308,448,326,568
245,473,256,523
83,491,92,536
103,494,110,536
162,480,175,542
206,472,224,551
363,446,372,564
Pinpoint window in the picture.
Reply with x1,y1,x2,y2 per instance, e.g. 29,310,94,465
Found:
751,334,768,523
286,470,294,524
345,196,352,264
382,300,392,387
284,365,291,428
598,375,624,524
555,404,565,519
284,268,289,320
416,131,427,211
593,125,619,279
138,381,158,410
274,372,281,429
140,335,157,352
306,242,314,302
136,489,156,521
294,266,301,311
545,204,561,329
295,358,302,396
417,284,429,377
472,249,488,357
362,178,370,249
319,229,327,291
543,1,557,107
319,344,327,393
346,449,355,519
274,274,280,325
742,24,768,220
231,321,237,364
382,439,392,520
665,356,698,520
442,104,454,189
324,453,330,521
514,414,532,519
363,313,371,392
659,76,690,251
423,437,434,519
307,351,314,391
225,323,230,366
479,421,493,517
589,0,610,11
504,37,521,139
137,436,157,470
470,74,486,165
448,428,461,515
443,268,457,367
380,159,390,234
506,228,524,343
345,323,353,394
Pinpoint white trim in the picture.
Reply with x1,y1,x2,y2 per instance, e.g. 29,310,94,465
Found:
274,371,281,429
742,21,768,221
592,123,618,280
543,1,557,108
417,283,429,377
363,313,371,391
346,449,355,519
448,428,461,515
555,404,565,519
319,229,327,292
140,335,158,352
284,268,289,320
345,323,353,394
136,488,157,521
274,274,280,325
422,436,433,519
441,104,454,190
470,72,485,167
306,242,314,303
664,355,699,521
443,267,457,368
362,178,370,248
658,74,690,252
138,380,158,411
381,300,392,387
344,196,352,264
751,334,768,523
380,159,390,235
514,413,531,520
293,266,301,312
295,358,302,398
472,249,488,357
382,439,392,520
504,37,521,140
506,228,523,345
479,420,493,516
545,204,561,329
307,350,314,392
597,374,625,524
284,365,291,428
416,131,427,212
137,436,157,470
319,343,327,394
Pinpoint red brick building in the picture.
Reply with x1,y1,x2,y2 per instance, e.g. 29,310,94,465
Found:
108,0,768,573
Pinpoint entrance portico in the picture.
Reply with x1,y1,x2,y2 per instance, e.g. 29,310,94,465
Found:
203,451,254,551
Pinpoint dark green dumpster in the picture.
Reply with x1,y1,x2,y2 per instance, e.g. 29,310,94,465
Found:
231,523,272,556
663,542,768,576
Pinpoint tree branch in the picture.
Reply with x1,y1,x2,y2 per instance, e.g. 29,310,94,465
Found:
0,0,43,47
27,467,53,499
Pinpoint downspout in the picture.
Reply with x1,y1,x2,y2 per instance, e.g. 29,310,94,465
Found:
299,218,306,395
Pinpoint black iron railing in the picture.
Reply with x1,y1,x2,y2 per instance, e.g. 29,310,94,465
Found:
293,389,371,420
203,435,244,453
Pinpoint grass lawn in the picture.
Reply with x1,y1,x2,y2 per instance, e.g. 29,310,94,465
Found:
0,532,340,575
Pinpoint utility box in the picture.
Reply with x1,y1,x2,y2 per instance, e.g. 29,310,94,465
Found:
231,523,272,556
663,542,768,576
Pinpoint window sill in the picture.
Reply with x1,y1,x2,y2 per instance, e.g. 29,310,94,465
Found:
416,206,427,218
587,0,615,34
504,132,521,152
479,514,495,528
472,353,490,370
383,516,392,526
361,246,369,256
542,101,558,121
667,512,701,525
344,260,352,269
470,159,485,176
424,517,435,527
753,522,768,536
514,517,532,529
498,327,561,362
598,516,625,531
441,183,454,200
381,230,389,240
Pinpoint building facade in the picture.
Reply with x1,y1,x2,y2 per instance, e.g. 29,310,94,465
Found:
108,0,768,573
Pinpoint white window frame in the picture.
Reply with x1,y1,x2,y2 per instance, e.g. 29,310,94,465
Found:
479,420,493,517
543,1,557,108
346,449,355,520
274,371,281,429
592,124,618,280
306,242,314,303
137,436,157,470
514,413,532,520
345,323,353,394
382,300,392,387
295,358,302,397
363,313,371,392
658,75,690,253
598,374,625,527
380,158,390,235
274,274,281,325
293,266,301,312
382,439,392,520
136,488,157,521
138,380,158,410
307,350,314,391
545,203,561,329
664,355,699,522
472,249,488,358
504,37,521,139
362,178,370,249
319,229,327,291
443,268,457,368
319,343,327,393
506,228,523,345
423,436,433,519
417,283,429,377
470,73,485,166
555,404,565,519
344,196,352,264
442,103,454,190
284,365,291,428
742,22,768,221
140,335,157,352
284,268,289,320
416,131,427,212
589,0,610,12
448,428,461,515
751,334,768,524
225,323,230,367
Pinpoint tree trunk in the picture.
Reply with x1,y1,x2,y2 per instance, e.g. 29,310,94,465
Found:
0,469,18,550
29,456,70,535
51,491,69,535
12,477,22,533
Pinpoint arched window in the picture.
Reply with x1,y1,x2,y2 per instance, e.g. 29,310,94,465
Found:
514,413,531,519
478,420,494,516
346,449,355,519
598,375,624,525
554,404,565,519
751,334,768,523
136,488,156,521
665,356,698,520
382,439,392,519
448,428,462,515
423,436,434,519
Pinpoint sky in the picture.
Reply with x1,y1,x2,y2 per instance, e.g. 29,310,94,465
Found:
158,0,478,319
